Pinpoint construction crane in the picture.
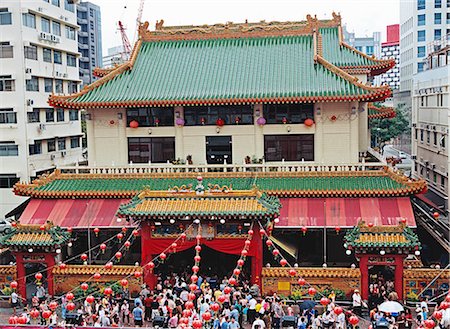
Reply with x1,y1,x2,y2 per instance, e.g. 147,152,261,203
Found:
134,0,145,44
118,20,132,61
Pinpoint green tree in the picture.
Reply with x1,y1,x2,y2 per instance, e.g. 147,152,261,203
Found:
370,105,409,144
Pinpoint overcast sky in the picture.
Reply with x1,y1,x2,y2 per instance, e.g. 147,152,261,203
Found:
93,0,400,55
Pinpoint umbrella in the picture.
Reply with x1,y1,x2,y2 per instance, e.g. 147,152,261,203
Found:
299,300,316,310
378,301,404,313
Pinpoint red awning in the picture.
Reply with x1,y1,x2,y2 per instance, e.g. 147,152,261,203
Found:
19,199,130,228
277,197,416,228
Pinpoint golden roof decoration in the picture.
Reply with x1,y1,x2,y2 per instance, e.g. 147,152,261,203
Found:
262,267,361,278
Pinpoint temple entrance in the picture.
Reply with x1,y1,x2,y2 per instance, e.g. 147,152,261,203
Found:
367,265,395,309
24,262,47,300
206,136,232,164
156,246,251,288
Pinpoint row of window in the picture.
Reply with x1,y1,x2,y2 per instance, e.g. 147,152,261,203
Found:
417,0,449,9
419,94,445,107
417,164,446,189
43,0,76,12
0,174,20,189
24,45,77,67
29,137,80,155
126,104,315,127
415,128,446,148
23,76,78,94
27,108,79,123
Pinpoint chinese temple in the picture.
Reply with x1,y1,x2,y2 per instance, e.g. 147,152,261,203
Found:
2,13,448,302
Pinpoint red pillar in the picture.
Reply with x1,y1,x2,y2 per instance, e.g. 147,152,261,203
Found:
359,254,369,301
44,254,56,296
250,231,263,288
15,253,26,299
141,222,157,289
394,255,404,301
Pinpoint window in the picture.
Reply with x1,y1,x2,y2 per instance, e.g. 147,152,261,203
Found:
0,143,18,156
128,137,175,163
434,13,442,24
24,45,38,60
418,14,426,26
0,109,17,124
47,139,56,152
441,135,446,148
441,175,445,188
52,21,61,36
67,54,76,67
418,30,426,42
417,46,426,57
184,105,253,126
22,12,36,28
29,141,42,155
420,129,424,141
70,136,80,148
26,76,39,92
53,50,62,64
46,109,54,122
64,0,75,12
51,0,60,7
355,46,363,52
56,108,64,122
426,130,430,143
0,75,14,91
437,94,443,106
433,172,437,183
41,17,50,33
65,26,75,40
43,48,52,62
27,109,40,123
68,81,77,94
435,0,442,7
44,78,53,93
264,135,314,161
434,29,441,40
0,175,19,188
447,13,450,24
433,131,437,145
418,62,425,72
264,103,314,124
126,107,175,127
418,0,425,9
366,46,374,56
69,109,79,121
55,79,63,93
415,128,418,140
58,138,66,150
0,8,12,25
0,42,13,58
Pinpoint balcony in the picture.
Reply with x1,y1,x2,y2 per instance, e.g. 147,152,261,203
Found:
78,31,88,37
77,17,88,25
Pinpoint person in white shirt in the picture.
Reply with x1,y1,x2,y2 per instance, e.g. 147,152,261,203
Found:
352,289,362,316
252,315,266,329
248,297,257,324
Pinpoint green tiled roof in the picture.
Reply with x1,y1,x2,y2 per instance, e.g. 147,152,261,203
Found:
0,225,70,249
320,27,378,67
50,34,389,109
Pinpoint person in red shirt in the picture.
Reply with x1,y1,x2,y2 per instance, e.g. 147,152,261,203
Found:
144,295,153,322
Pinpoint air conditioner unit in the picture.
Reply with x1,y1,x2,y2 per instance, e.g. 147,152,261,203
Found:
432,164,436,169
25,68,32,74
411,155,417,160
412,123,417,128
38,123,46,130
63,73,68,78
50,154,55,160
23,41,31,47
27,99,34,106
425,160,429,166
38,7,44,12
59,15,65,20
61,151,66,157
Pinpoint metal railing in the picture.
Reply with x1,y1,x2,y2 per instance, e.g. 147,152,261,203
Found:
58,162,387,175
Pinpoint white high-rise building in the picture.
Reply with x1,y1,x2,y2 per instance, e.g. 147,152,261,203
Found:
399,0,449,95
0,0,83,219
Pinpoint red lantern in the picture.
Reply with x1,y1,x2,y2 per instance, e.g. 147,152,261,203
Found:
445,294,450,302
105,262,113,270
94,273,101,280
132,229,139,237
182,309,192,318
433,212,439,219
368,222,374,228
185,301,194,309
196,234,202,241
9,316,18,324
104,287,113,296
117,233,123,241
67,227,73,233
35,272,43,281
30,309,40,319
289,269,297,277
188,293,196,301
171,242,177,251
147,261,155,271
280,259,287,266
301,226,308,235
308,287,316,296
229,277,237,285
282,117,288,124
424,320,435,329
129,120,139,128
224,286,232,294
93,227,100,236
237,259,244,267
49,301,58,311
216,118,225,127
191,275,198,283
66,302,76,311
192,265,200,273
134,271,142,278
42,311,52,319
440,301,450,310
217,295,226,303
433,311,443,320
180,233,186,241
66,292,74,301
115,251,122,261
320,297,330,306
304,118,314,127
241,249,248,256
193,319,203,329
80,283,89,291
202,311,212,322
335,226,341,234
159,252,167,261
195,245,202,252
124,241,131,249
349,316,359,326
244,240,251,247
40,225,46,231
100,243,107,253
401,218,407,224
233,268,241,276
266,240,273,247
259,229,265,237
272,249,280,256
121,227,127,233
194,255,201,263
334,307,343,315
59,263,67,270
189,283,197,292
210,303,220,312
11,222,17,228
81,253,88,262
298,278,306,286
10,281,18,289
86,295,95,304
18,316,27,324
248,229,254,236
120,279,128,287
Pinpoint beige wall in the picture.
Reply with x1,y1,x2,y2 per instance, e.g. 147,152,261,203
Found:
86,101,366,166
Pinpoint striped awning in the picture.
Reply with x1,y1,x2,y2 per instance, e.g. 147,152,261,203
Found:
277,197,416,228
18,199,130,228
